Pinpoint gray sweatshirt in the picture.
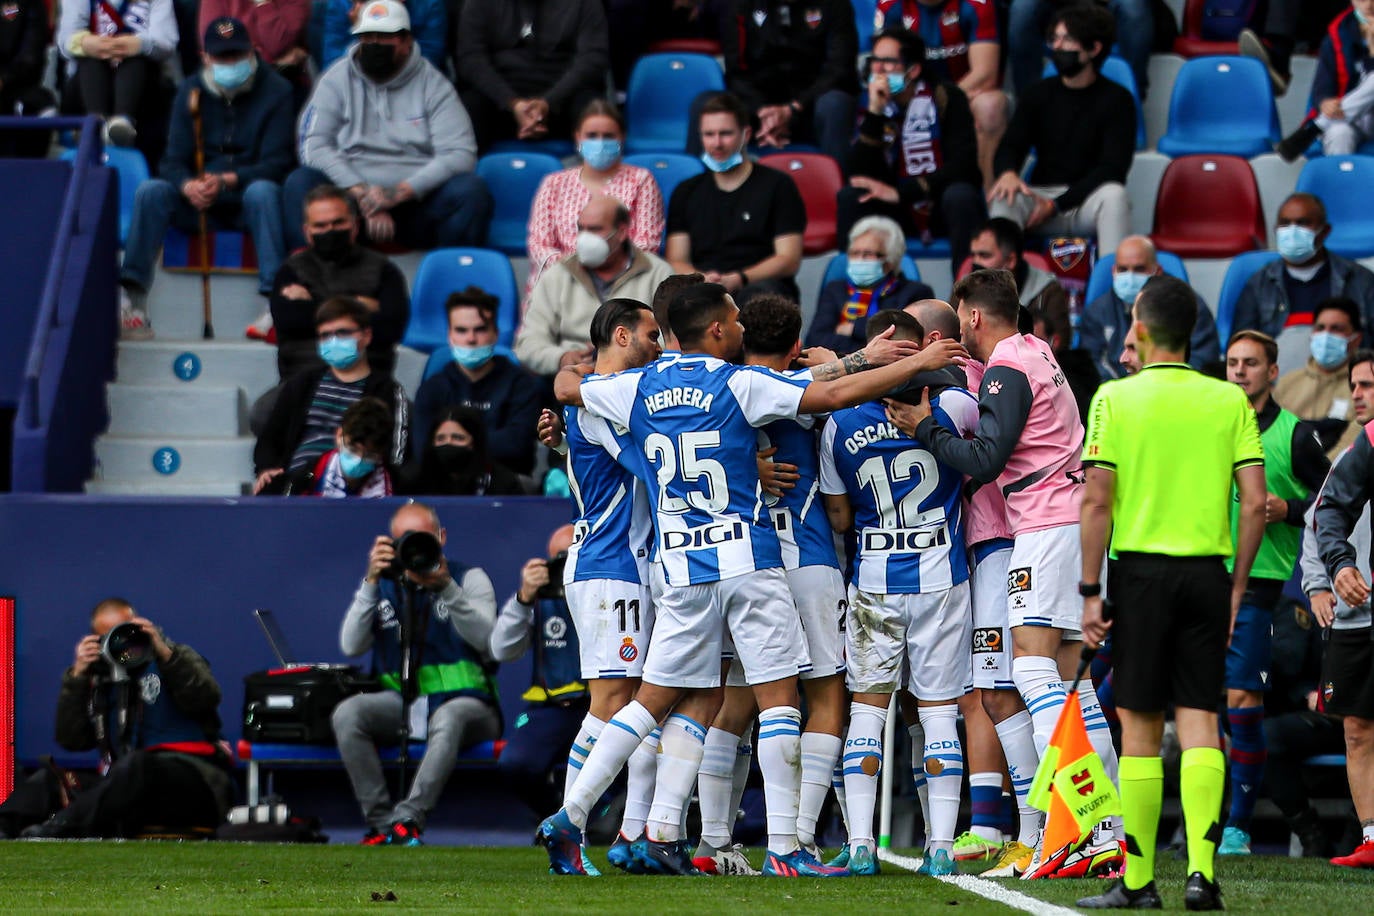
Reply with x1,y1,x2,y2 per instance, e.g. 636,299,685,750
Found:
1303,446,1373,629
340,567,497,659
299,44,477,197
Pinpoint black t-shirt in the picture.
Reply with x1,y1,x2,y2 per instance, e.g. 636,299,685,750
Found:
667,165,807,274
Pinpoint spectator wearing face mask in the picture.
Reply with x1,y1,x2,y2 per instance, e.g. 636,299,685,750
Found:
308,396,396,496
1231,192,1374,376
397,406,526,495
1275,297,1366,456
515,196,672,376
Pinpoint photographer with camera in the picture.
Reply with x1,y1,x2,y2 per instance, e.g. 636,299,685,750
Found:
488,525,587,823
18,598,233,839
333,501,502,845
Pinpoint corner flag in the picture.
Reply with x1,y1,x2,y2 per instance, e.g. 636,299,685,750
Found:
1027,683,1121,862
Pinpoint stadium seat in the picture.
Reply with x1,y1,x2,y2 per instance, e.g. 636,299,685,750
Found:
1084,251,1191,304
403,248,519,354
820,253,922,288
1295,156,1374,259
1156,57,1279,158
623,153,705,209
625,53,725,154
474,152,563,257
906,237,953,261
853,0,878,51
422,343,518,381
1172,0,1241,57
486,138,576,159
1150,155,1265,258
61,145,147,245
645,38,722,55
1042,55,1145,149
758,152,843,255
1214,250,1281,345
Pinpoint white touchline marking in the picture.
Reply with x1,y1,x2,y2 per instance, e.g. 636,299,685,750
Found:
877,848,1083,916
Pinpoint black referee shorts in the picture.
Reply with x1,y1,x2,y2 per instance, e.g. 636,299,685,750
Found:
1321,627,1374,720
1109,553,1230,714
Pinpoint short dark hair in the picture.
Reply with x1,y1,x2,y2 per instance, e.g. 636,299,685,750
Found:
90,596,133,624
866,308,924,343
1227,329,1279,366
315,295,371,330
429,404,486,454
1053,3,1116,69
590,297,651,350
1134,275,1197,352
445,286,499,330
653,273,705,340
975,217,1024,257
303,184,352,212
1315,296,1362,333
873,27,925,69
699,92,751,130
1349,348,1374,387
1028,285,1071,352
339,396,393,456
951,269,1020,326
740,293,802,356
669,282,732,349
1282,192,1328,225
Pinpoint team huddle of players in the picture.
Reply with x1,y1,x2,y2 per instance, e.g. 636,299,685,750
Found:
534,269,1119,879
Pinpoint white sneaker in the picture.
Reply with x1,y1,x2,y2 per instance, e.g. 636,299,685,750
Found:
119,289,153,340
104,115,137,148
245,309,274,341
699,843,760,876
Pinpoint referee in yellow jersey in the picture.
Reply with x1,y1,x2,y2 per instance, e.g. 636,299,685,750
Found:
1076,276,1268,911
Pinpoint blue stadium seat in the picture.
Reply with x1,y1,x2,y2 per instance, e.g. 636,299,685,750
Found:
1042,56,1145,150
403,248,519,354
1156,57,1280,158
1084,251,1190,304
625,53,725,154
486,138,577,159
474,152,563,256
421,344,518,381
61,145,147,245
1215,250,1281,345
820,253,922,288
853,0,878,50
623,153,705,208
906,237,953,261
1295,156,1374,259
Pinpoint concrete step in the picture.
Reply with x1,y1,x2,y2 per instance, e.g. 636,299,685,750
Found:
144,267,265,342
93,434,254,485
84,478,247,496
116,339,278,403
106,383,243,437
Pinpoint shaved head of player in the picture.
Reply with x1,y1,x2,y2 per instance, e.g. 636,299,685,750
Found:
950,269,1022,364
905,299,960,349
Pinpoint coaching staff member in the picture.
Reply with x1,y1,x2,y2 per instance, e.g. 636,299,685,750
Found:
1076,275,1266,910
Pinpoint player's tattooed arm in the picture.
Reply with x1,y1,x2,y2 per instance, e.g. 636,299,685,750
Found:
800,325,919,381
808,350,868,382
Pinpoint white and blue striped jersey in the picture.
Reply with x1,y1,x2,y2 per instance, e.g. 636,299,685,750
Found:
579,355,811,587
818,388,979,594
758,369,841,572
563,404,653,586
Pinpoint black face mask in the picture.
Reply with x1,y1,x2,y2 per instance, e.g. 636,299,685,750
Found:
1051,49,1087,79
434,444,479,476
311,228,353,262
358,42,400,81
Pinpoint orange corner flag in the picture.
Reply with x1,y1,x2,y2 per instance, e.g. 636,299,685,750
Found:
1026,687,1121,858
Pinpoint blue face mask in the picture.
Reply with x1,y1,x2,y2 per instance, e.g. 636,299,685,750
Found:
886,72,907,95
337,445,376,479
1310,331,1351,369
1358,7,1371,28
318,336,360,369
1276,225,1319,263
452,344,495,370
846,257,887,288
579,138,622,171
212,59,253,91
701,148,745,174
1112,270,1149,304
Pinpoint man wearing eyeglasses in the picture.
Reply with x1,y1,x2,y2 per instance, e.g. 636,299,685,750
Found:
253,295,411,495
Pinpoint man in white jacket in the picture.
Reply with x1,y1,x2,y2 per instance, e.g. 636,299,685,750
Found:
283,0,491,251
515,197,671,376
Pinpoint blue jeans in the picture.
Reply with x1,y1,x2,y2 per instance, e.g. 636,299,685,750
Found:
1008,0,1152,99
120,178,286,295
282,166,493,252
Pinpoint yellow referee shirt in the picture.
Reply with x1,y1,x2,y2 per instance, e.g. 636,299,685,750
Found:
1082,363,1264,557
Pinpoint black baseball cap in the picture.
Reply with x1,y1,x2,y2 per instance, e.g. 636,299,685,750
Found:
204,17,253,56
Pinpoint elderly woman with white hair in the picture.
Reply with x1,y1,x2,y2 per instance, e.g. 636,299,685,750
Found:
804,216,933,354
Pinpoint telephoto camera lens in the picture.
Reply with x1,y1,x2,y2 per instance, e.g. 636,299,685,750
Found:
389,531,443,577
101,622,154,670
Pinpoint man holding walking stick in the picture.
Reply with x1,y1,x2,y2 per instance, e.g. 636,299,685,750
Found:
118,17,294,339
1076,276,1267,910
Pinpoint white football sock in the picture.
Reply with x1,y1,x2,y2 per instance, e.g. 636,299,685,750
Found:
907,720,931,840
566,700,656,829
1013,655,1068,757
564,715,606,802
618,727,659,840
797,731,842,847
757,706,803,854
969,772,1005,843
726,734,753,836
843,702,887,849
696,727,741,851
919,703,964,854
993,708,1043,846
646,713,707,842
831,761,851,838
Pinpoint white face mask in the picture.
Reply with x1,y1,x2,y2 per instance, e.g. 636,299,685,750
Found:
575,230,614,268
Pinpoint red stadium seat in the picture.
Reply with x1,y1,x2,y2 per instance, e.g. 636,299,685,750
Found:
1151,155,1265,258
758,152,843,255
955,251,1055,280
645,38,722,55
1172,0,1240,57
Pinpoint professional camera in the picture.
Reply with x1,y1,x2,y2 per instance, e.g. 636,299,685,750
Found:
536,551,569,600
387,530,444,578
101,622,154,671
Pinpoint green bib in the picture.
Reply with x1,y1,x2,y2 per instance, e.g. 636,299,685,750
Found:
1228,407,1307,580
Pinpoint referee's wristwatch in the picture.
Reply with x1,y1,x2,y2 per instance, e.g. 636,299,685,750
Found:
1077,582,1102,597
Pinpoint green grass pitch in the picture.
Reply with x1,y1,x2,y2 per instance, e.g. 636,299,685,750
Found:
0,843,1370,914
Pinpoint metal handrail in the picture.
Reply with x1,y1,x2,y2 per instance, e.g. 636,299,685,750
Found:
11,114,104,428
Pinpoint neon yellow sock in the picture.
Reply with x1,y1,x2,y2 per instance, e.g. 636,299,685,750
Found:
1180,746,1227,881
1119,755,1163,891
